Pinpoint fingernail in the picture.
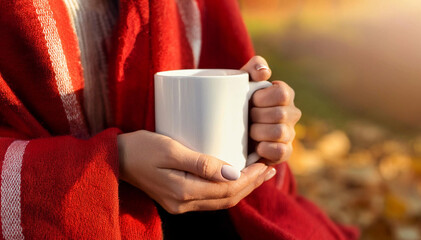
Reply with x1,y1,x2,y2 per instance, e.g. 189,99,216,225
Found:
221,165,241,181
264,168,277,181
256,64,269,71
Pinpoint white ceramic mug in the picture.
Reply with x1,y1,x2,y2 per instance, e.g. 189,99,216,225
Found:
155,69,272,172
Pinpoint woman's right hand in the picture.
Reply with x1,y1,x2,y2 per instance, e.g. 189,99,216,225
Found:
117,130,276,214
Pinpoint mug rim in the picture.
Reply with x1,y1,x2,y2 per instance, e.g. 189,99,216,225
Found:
155,69,248,78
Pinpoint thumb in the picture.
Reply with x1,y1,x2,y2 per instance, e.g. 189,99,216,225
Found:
240,56,272,82
166,141,241,182
190,152,242,181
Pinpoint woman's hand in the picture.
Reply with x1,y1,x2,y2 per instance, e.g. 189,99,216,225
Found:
241,56,302,165
118,130,275,214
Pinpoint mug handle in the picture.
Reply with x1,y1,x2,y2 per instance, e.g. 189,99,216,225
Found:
246,81,273,166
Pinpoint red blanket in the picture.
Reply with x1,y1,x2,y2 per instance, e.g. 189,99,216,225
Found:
0,0,359,239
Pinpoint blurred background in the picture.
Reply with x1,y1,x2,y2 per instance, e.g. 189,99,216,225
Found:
239,0,421,239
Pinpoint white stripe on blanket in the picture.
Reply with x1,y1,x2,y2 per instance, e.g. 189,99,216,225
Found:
33,0,89,139
176,0,202,68
1,140,29,240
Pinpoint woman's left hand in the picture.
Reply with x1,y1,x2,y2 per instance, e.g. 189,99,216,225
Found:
241,56,302,165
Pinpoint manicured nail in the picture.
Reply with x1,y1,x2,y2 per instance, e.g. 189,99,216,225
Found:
256,64,269,71
264,168,277,181
221,165,241,181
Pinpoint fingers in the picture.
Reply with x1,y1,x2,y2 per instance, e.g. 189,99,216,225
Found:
162,140,241,182
184,167,276,212
250,106,302,124
248,80,301,165
166,162,269,201
240,56,272,82
250,123,295,143
252,81,295,107
249,122,295,164
160,163,276,214
256,142,292,164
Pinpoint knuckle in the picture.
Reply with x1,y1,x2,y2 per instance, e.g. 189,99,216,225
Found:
161,138,178,160
295,108,302,122
288,85,295,100
196,154,209,177
275,88,288,105
164,201,184,215
195,154,218,179
281,91,291,105
280,145,292,162
160,133,174,144
275,107,287,122
273,124,284,140
166,206,177,215
222,199,238,209
275,143,287,161
168,206,183,215
173,188,190,201
273,81,290,105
